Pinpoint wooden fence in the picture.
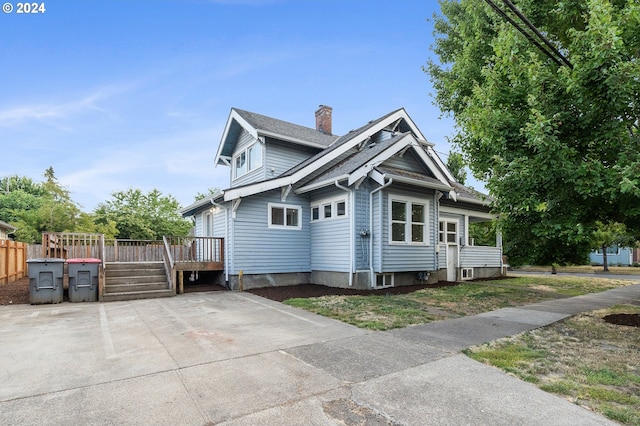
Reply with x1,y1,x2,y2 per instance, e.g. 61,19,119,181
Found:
0,239,27,285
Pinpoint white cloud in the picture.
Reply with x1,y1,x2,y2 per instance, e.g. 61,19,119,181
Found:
0,83,136,128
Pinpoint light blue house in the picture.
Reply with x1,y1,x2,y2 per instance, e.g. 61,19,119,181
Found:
180,106,503,290
589,246,636,267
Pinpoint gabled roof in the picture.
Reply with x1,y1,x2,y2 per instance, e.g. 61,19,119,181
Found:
220,108,448,202
214,108,338,166
296,131,453,193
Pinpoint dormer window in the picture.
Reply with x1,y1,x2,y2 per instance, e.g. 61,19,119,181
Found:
233,142,263,179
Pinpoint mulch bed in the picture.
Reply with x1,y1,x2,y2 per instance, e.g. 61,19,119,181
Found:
0,277,30,305
246,282,460,302
603,313,640,328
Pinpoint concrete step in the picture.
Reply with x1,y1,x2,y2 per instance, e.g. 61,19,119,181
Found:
101,288,175,302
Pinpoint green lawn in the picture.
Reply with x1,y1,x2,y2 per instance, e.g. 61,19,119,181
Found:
465,305,640,425
283,276,634,330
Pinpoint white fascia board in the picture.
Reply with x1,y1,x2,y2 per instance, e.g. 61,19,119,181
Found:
439,205,495,220
410,141,452,186
295,174,350,194
257,130,329,149
455,194,493,207
214,109,258,167
385,173,453,192
398,108,431,144
223,110,412,202
179,192,225,217
369,168,386,185
346,134,414,186
426,145,456,182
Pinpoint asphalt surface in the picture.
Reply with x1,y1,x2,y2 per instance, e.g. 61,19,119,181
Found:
1,280,638,425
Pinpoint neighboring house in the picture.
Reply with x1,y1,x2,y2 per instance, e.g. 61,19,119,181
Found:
0,220,16,240
181,106,503,290
589,246,639,267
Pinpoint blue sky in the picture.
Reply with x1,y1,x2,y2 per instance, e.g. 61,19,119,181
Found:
0,0,465,211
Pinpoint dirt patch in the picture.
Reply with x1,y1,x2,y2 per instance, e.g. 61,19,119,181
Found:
247,282,460,302
603,313,640,328
0,277,30,305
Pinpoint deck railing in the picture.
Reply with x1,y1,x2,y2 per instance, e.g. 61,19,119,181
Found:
162,236,175,291
103,239,164,262
42,232,104,260
163,236,224,264
41,233,224,269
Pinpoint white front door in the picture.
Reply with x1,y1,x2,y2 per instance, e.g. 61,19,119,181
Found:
440,220,459,282
446,244,458,281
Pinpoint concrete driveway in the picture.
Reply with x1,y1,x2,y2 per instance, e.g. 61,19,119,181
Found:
3,286,636,425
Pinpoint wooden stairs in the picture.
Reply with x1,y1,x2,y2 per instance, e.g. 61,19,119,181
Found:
102,262,174,302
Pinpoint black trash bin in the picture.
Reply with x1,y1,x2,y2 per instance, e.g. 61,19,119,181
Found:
67,258,101,302
27,258,65,304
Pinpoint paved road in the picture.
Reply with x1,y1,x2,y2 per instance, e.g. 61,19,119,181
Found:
1,282,638,425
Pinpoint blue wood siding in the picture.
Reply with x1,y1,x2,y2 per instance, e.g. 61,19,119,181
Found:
232,191,311,274
382,151,425,173
378,186,437,272
265,139,317,178
310,187,350,271
460,246,502,267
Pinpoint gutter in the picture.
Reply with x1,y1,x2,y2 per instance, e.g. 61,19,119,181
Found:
369,177,393,288
334,180,354,287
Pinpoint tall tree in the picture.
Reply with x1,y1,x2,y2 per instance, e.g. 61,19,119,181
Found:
427,0,640,266
94,188,192,240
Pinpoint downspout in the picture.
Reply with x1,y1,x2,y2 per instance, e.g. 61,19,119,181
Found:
210,199,230,284
369,177,393,288
335,180,354,287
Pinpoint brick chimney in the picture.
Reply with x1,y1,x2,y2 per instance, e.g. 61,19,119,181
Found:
315,105,332,135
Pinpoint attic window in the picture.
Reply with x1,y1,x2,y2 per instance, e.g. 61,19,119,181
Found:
233,142,263,179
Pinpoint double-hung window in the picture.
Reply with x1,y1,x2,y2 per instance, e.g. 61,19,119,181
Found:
389,195,427,244
233,142,263,179
268,203,302,230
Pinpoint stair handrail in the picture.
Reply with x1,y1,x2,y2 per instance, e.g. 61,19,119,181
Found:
162,236,175,291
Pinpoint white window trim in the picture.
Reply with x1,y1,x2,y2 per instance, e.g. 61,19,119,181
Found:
233,142,263,180
310,196,348,222
439,219,459,245
268,202,302,230
388,194,429,245
595,245,620,255
374,273,394,289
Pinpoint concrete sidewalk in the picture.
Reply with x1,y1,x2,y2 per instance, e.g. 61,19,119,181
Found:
0,284,638,425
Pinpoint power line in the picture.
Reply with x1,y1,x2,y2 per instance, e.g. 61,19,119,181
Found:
483,0,572,68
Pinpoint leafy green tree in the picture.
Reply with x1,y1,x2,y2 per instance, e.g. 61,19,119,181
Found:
446,152,467,185
591,221,636,272
94,188,192,240
194,187,222,202
1,169,84,243
0,175,47,224
427,0,640,266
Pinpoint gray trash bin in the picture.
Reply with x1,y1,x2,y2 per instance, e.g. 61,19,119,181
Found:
27,258,65,305
67,258,101,302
